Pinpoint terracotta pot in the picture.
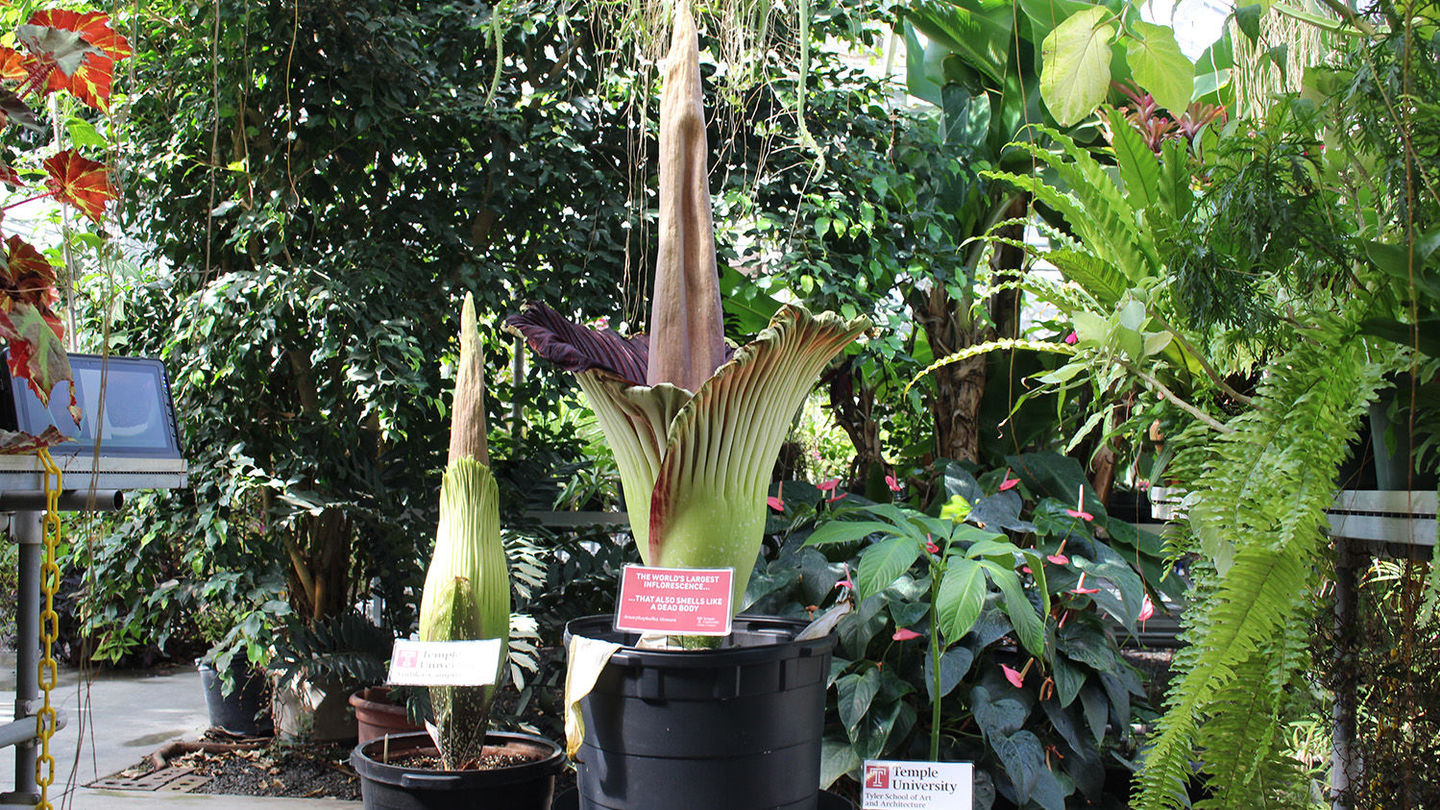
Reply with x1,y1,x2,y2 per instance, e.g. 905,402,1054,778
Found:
350,686,424,746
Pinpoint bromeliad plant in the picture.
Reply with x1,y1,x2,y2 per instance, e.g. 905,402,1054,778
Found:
506,3,867,610
418,293,509,769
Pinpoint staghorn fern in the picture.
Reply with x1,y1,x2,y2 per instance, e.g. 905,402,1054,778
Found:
1135,312,1392,808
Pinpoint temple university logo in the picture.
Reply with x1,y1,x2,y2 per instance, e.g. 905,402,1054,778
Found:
394,649,418,669
864,764,890,790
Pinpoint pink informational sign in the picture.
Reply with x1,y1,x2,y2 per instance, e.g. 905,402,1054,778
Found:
614,565,734,636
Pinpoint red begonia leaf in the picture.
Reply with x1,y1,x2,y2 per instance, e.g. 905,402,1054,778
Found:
0,425,72,455
44,150,114,221
18,11,130,111
0,301,75,420
0,164,21,188
1,236,60,308
0,47,28,80
29,11,132,61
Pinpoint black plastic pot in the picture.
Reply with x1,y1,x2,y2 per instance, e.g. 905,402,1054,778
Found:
551,789,854,809
197,660,273,737
565,614,834,810
351,730,564,810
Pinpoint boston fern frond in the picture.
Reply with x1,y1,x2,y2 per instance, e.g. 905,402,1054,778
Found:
1136,313,1392,808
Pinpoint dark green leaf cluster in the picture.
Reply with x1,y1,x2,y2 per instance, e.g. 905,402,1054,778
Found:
1163,100,1354,347
749,453,1171,808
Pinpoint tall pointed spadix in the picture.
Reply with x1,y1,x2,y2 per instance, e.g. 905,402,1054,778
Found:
648,1,725,392
419,293,508,769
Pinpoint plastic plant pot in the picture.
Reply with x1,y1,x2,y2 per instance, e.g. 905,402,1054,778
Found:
565,614,834,810
351,730,565,810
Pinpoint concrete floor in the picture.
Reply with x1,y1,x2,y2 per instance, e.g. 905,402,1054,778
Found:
0,659,358,808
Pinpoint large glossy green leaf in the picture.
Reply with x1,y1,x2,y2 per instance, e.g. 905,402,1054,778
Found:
837,667,881,732
1126,21,1194,114
902,0,1015,86
979,559,1046,656
1039,7,1115,126
857,535,924,600
805,520,895,546
993,730,1064,810
937,558,987,644
924,647,975,701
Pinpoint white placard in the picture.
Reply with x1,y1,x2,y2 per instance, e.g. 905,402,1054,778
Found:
862,760,973,809
387,639,502,686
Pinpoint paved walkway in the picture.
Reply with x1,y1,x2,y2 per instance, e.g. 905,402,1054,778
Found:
0,660,358,808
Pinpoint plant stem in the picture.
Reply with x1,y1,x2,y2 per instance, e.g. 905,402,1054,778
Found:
1120,359,1236,434
929,564,942,761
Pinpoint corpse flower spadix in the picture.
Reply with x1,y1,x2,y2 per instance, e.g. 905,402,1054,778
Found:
505,4,867,610
419,293,508,769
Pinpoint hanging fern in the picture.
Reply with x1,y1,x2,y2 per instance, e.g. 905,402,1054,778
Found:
1135,312,1393,808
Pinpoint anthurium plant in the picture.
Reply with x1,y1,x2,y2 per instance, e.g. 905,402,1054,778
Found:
418,293,509,769
746,453,1170,808
0,8,128,452
506,3,867,611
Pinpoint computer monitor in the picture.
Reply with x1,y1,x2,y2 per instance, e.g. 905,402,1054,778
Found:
0,353,182,459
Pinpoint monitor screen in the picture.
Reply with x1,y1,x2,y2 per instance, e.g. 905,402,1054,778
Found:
2,354,182,458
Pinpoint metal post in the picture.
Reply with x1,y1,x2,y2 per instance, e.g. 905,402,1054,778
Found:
1331,537,1360,810
3,511,40,805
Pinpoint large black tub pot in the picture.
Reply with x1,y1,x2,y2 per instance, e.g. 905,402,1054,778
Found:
197,660,272,737
565,614,834,810
350,730,564,810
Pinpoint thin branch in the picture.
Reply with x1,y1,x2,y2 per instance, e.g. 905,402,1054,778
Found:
1150,312,1254,405
1121,359,1236,434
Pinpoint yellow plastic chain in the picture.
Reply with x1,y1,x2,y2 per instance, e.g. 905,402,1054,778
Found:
35,447,61,810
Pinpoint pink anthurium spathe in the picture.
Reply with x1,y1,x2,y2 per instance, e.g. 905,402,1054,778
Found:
766,496,786,512
892,627,923,641
885,474,902,492
1139,594,1156,623
506,5,868,612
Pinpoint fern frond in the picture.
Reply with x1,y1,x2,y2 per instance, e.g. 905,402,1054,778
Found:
1134,314,1392,809
906,338,1077,396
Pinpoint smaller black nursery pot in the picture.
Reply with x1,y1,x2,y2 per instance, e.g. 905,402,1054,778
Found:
351,730,565,810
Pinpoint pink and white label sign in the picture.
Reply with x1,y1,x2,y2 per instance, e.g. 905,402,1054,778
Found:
615,566,734,636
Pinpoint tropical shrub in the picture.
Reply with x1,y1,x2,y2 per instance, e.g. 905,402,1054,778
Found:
747,453,1172,809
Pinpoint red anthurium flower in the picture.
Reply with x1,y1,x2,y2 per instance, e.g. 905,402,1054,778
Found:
837,577,854,592
892,627,922,641
1002,661,1032,689
1021,565,1032,575
766,496,785,512
1047,553,1069,565
998,468,1020,491
1069,572,1100,595
1139,594,1156,623
925,538,940,554
885,474,902,492
817,478,840,492
827,492,847,503
1064,331,1078,345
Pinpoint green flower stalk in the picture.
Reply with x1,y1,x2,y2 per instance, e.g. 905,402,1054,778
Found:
418,294,508,769
506,3,868,612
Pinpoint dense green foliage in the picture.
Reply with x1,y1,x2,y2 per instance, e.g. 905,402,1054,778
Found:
751,454,1170,807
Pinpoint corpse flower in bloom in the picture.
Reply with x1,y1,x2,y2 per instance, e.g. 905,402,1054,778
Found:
506,5,867,610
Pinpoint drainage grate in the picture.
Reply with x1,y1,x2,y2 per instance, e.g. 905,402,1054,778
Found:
89,766,210,793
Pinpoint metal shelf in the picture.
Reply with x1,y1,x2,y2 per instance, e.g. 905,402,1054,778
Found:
0,454,186,495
